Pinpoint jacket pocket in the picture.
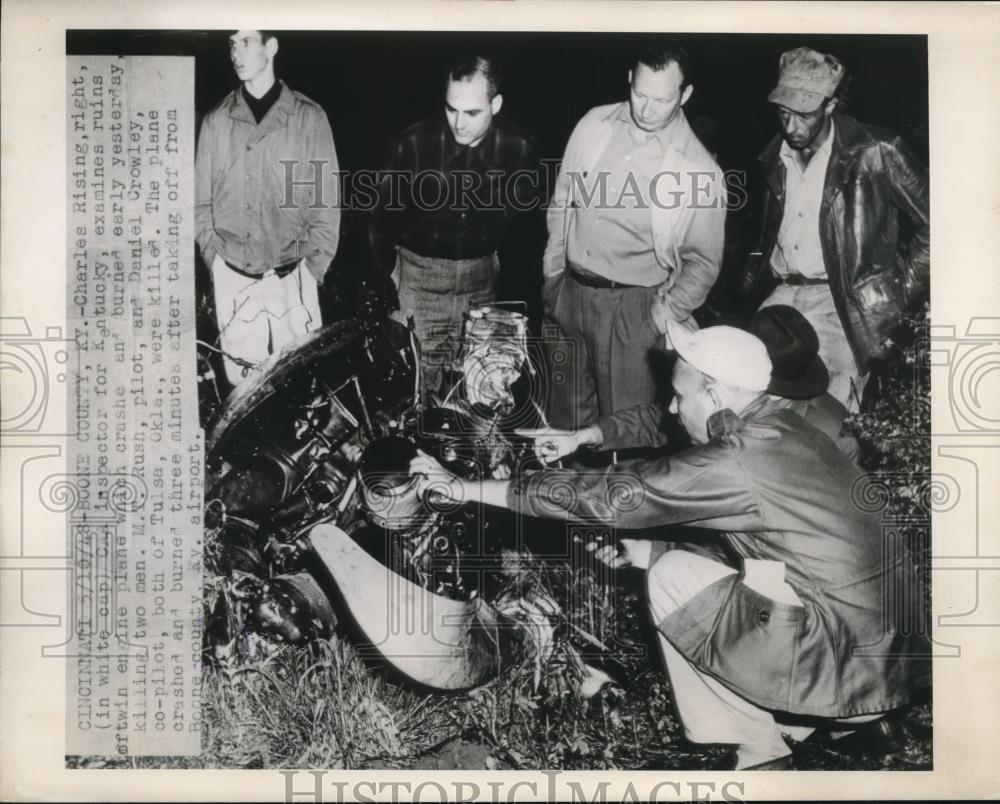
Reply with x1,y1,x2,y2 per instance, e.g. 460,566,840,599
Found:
854,270,904,312
706,581,805,708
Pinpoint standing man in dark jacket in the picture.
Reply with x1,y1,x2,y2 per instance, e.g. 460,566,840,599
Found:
368,56,536,396
196,30,340,389
411,322,929,769
739,47,929,411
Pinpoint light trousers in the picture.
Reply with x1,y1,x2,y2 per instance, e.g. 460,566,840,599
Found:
647,550,879,769
211,255,321,387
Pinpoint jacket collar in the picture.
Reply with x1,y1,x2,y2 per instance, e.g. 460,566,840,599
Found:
821,113,876,204
706,394,771,440
759,112,875,205
759,112,873,163
227,79,295,131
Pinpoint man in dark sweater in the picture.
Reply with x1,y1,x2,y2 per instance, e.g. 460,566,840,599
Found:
368,56,536,396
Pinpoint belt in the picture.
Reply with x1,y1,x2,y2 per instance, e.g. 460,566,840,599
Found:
567,268,641,290
225,259,300,279
775,273,828,286
399,245,496,265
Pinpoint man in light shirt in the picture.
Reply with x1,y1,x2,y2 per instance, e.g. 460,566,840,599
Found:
542,39,726,430
740,47,929,411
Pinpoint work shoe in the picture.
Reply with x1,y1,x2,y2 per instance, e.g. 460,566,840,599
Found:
832,717,905,755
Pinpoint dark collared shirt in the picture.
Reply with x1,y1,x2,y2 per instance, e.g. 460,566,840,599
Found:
370,115,536,274
242,80,282,124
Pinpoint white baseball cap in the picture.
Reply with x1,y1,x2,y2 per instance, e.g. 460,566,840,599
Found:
666,319,772,392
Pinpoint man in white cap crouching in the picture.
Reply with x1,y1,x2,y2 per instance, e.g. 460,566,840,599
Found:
411,321,929,769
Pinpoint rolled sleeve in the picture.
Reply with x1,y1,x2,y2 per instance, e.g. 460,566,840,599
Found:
661,170,727,322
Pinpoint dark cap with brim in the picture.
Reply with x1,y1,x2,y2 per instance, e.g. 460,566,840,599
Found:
767,353,829,398
749,305,830,399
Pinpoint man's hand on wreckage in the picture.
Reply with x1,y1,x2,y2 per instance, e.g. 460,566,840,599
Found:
585,537,652,571
409,450,465,504
516,425,602,464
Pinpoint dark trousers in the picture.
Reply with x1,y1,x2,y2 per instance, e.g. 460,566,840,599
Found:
542,273,664,430
391,247,499,398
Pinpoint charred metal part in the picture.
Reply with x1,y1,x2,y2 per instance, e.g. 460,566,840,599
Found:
408,406,513,480
248,573,337,644
358,435,426,531
456,306,531,414
209,517,267,577
205,310,552,682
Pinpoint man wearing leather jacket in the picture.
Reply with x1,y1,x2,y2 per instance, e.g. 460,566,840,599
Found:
411,321,930,769
739,47,929,411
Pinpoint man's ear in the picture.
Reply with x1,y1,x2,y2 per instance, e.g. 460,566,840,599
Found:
627,69,633,87
706,383,724,413
824,97,839,116
266,37,279,60
490,93,503,116
680,83,694,107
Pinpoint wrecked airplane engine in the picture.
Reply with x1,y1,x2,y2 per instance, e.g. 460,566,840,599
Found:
203,305,552,689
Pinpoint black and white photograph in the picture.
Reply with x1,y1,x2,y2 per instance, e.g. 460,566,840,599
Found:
3,2,999,801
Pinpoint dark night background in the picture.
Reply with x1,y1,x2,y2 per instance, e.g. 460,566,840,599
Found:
63,32,934,769
66,30,928,328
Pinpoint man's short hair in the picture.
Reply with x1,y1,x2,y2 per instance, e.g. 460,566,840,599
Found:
229,31,277,47
446,55,502,100
632,39,692,88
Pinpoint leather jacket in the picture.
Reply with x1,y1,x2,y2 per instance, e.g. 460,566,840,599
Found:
593,392,859,463
739,113,929,371
510,396,930,717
